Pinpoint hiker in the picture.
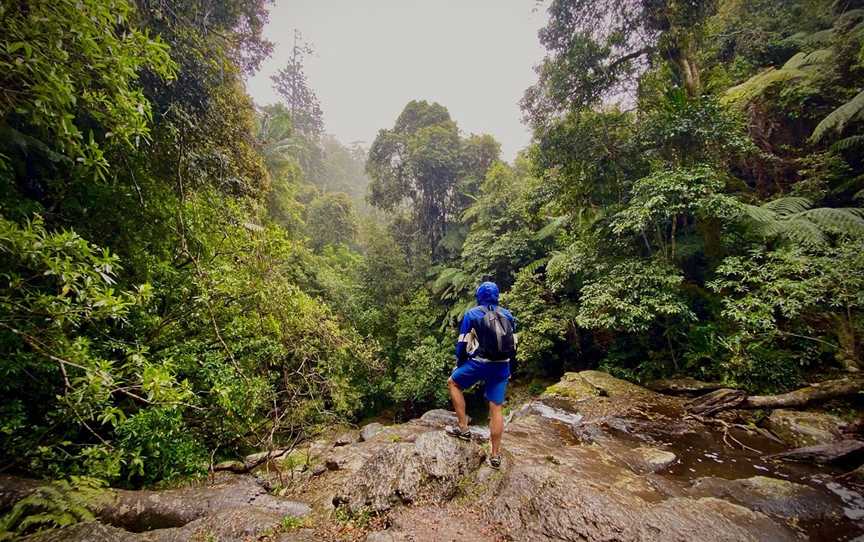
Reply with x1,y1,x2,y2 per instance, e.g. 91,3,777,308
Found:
445,281,516,469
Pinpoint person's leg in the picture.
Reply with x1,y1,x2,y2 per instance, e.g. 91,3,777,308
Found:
489,401,504,457
448,377,469,431
483,362,510,458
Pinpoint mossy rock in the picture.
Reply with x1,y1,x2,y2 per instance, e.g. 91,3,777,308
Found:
765,409,845,448
578,371,657,399
543,372,600,401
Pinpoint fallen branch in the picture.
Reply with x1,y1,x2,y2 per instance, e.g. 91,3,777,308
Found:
745,375,864,409
687,376,864,415
686,389,747,415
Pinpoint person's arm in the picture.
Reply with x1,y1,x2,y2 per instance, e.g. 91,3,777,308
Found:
509,314,518,376
455,312,473,367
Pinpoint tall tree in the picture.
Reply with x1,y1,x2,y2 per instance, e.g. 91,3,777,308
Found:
367,101,499,261
523,0,718,127
271,31,324,140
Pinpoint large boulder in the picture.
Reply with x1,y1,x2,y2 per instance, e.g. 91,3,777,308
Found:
20,522,130,542
689,476,840,521
542,372,600,401
765,409,846,447
579,370,659,399
332,442,423,512
333,431,484,513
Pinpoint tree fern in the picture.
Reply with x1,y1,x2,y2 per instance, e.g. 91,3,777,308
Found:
430,266,473,301
762,196,812,215
723,67,807,105
797,207,864,233
810,90,864,142
739,197,864,246
782,49,833,70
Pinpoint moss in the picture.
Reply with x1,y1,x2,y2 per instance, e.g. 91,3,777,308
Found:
543,372,600,401
280,449,312,469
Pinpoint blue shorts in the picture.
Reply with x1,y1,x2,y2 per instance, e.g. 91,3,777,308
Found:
450,359,510,405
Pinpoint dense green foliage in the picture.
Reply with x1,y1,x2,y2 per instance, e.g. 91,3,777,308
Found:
1,0,863,499
366,0,864,399
0,0,379,489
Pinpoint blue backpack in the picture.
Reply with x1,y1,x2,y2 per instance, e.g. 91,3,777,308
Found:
474,306,515,361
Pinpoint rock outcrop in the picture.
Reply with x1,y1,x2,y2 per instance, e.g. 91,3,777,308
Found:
4,371,863,542
12,474,310,542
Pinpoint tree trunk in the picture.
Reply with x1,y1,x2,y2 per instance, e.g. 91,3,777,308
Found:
686,376,864,415
745,375,864,409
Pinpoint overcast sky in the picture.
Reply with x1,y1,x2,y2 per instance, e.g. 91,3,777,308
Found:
245,1,548,161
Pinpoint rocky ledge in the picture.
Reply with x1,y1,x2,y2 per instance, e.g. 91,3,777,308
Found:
2,371,863,541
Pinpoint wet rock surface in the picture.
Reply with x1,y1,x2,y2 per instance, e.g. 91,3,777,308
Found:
5,371,863,541
689,475,839,521
767,409,846,447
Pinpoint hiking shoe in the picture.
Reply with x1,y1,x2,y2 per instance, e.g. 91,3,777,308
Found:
489,455,502,469
445,425,471,441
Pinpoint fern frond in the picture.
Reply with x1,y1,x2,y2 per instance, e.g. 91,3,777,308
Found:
460,203,482,222
796,207,864,236
0,478,102,537
521,257,549,276
431,267,471,298
782,52,807,70
831,134,864,151
739,198,864,246
739,203,777,223
533,216,566,241
762,216,828,246
762,197,813,216
723,67,806,105
801,28,835,45
810,89,864,142
782,49,832,70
